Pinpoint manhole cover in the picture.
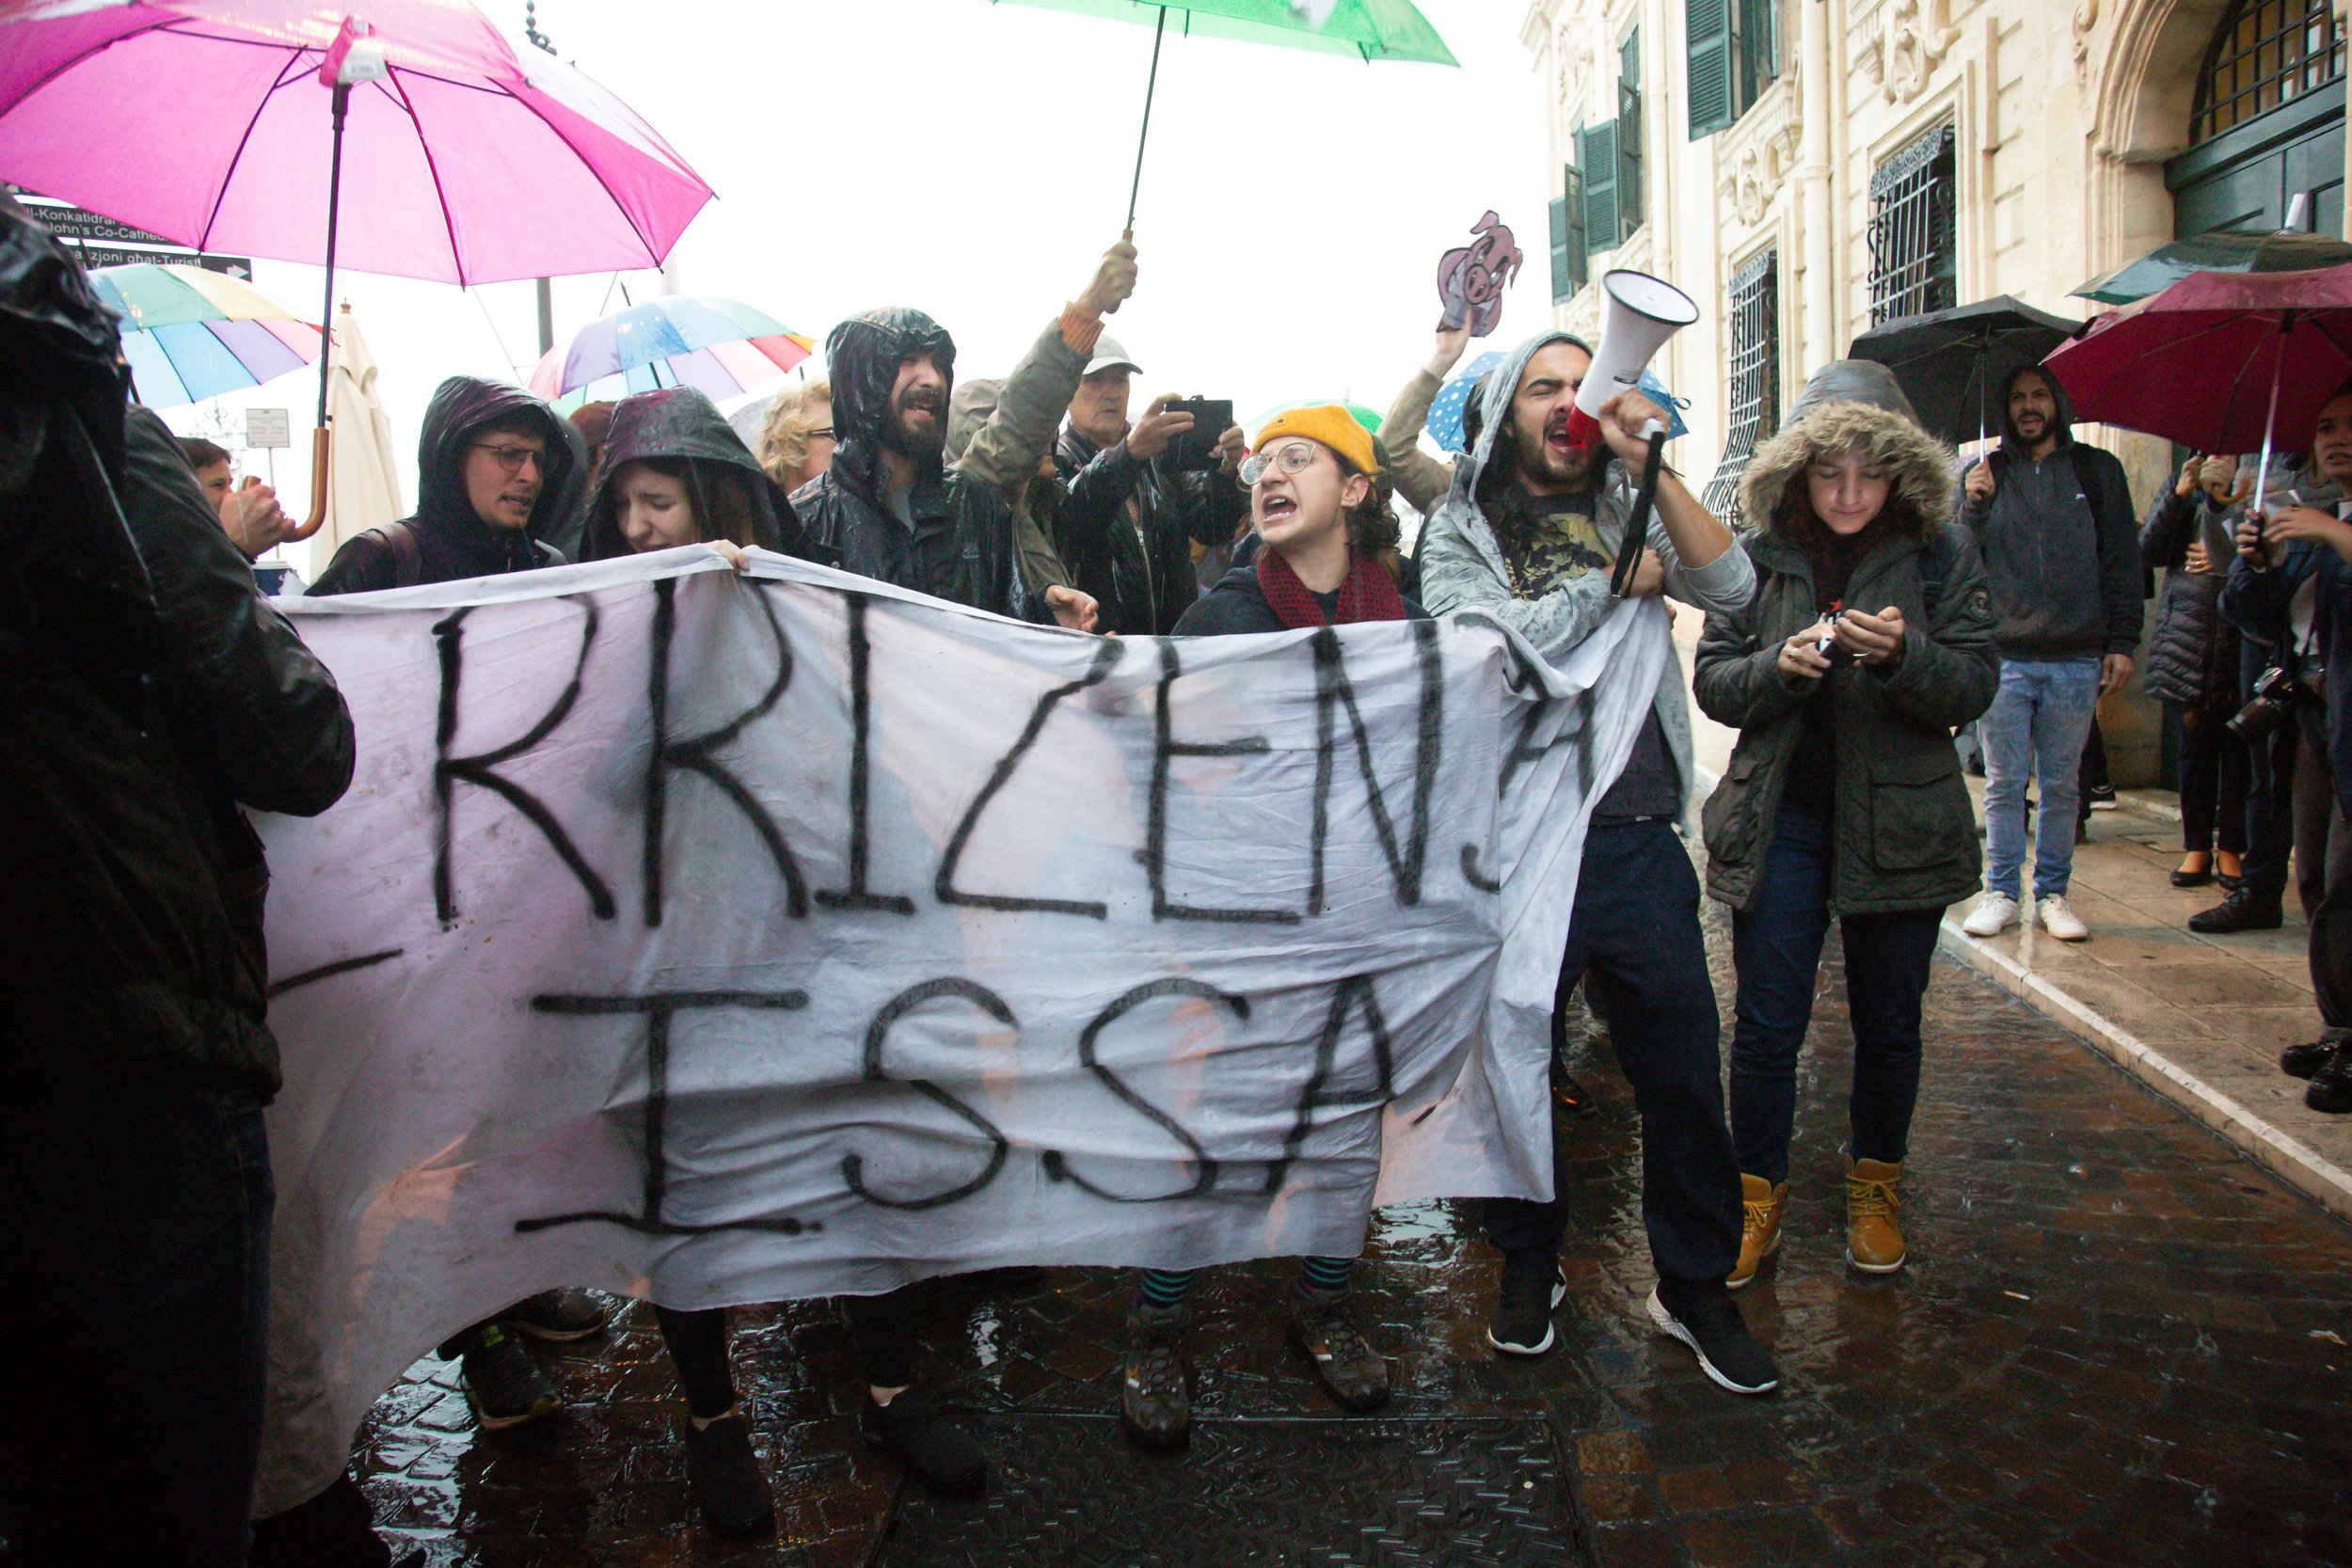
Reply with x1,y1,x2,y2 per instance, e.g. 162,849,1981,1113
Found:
871,1412,1588,1567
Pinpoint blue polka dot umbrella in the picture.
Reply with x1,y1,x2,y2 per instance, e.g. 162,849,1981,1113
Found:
1426,353,1689,453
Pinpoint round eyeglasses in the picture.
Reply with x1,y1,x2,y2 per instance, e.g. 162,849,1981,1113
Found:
1239,441,1321,486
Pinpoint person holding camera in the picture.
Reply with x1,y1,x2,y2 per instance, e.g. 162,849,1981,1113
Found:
2221,384,2352,1114
1419,328,1776,1397
1955,365,2142,943
1055,342,1248,635
1692,363,1996,1288
2189,453,2343,935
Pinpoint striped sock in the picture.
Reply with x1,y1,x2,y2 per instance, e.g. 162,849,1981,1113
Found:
1295,1256,1356,1296
1137,1268,1195,1310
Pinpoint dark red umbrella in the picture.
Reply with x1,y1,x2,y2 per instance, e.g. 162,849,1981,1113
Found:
2043,263,2352,514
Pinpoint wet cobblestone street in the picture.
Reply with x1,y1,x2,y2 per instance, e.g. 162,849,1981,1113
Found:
357,900,2352,1567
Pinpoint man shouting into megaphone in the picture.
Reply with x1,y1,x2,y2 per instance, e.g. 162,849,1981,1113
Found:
1419,324,1778,1399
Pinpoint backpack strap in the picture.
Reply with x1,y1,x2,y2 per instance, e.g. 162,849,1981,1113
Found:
366,519,423,588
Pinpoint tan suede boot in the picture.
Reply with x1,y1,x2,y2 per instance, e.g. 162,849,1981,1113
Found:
1727,1174,1788,1291
1845,1155,1907,1273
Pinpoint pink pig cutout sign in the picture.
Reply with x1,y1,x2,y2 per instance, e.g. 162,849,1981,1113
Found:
1437,212,1524,338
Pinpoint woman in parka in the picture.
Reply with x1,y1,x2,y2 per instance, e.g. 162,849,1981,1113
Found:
2139,452,2248,888
1692,361,1996,1290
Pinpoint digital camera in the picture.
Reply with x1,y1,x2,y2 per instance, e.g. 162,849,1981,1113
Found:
2228,665,2303,744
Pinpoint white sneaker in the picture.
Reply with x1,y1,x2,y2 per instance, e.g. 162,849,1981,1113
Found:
1961,894,2018,937
2037,895,2090,942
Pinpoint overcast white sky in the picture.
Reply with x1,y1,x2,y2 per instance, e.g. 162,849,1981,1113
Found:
159,0,1550,564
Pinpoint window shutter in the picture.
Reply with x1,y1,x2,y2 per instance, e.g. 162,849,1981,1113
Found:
1550,166,1588,301
1581,120,1622,252
1687,0,1735,138
1740,0,1780,95
1618,78,1645,231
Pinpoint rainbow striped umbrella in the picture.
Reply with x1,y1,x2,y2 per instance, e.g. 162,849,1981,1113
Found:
91,262,323,407
528,294,815,412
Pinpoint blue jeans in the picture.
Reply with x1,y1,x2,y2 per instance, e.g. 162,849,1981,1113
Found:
1727,802,1943,1184
1483,819,1742,1295
1981,656,2103,900
0,1074,275,1568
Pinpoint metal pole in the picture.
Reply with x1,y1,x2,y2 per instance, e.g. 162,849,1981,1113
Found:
1125,7,1168,232
535,277,554,355
316,80,350,430
2249,314,2294,523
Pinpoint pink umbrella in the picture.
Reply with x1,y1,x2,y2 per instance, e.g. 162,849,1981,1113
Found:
2043,264,2352,521
0,0,716,533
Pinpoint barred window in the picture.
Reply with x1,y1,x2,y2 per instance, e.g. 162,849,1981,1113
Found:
1701,249,1780,530
1867,126,1957,325
2192,0,2344,143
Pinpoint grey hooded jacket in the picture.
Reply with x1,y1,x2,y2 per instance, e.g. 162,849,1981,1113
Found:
1416,329,1756,819
1956,364,2142,661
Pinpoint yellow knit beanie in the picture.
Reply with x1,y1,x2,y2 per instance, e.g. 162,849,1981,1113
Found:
1251,404,1380,476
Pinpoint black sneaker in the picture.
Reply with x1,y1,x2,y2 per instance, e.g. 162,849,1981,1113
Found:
1486,1258,1567,1356
2308,1049,2352,1115
454,1322,560,1430
1120,1301,1192,1449
1646,1284,1779,1396
860,1389,984,1497
2188,889,2283,934
506,1288,609,1342
680,1413,775,1540
2283,1039,2344,1080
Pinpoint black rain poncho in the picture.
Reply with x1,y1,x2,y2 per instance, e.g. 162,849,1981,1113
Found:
789,308,1040,620
311,375,575,594
580,386,819,563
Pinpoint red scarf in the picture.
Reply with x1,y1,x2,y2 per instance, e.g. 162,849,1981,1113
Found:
1255,547,1407,628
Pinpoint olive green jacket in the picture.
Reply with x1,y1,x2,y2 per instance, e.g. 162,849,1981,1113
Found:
946,317,1090,594
1693,394,1998,916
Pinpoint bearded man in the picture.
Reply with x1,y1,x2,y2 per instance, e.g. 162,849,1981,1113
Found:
1417,329,1777,1398
792,306,1099,629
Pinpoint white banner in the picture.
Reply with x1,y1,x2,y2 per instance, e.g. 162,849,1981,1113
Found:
253,547,1669,1511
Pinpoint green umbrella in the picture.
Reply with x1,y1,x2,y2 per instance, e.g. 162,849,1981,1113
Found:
991,0,1455,227
1248,397,1384,435
2072,230,2352,305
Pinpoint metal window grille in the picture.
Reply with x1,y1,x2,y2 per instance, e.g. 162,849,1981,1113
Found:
1867,126,1957,325
1701,249,1780,529
2192,0,2344,142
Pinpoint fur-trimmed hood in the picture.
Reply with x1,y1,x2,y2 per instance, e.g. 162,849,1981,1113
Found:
1740,360,1955,539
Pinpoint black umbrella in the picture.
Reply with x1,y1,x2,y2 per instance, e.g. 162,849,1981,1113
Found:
2073,230,2352,306
1849,295,2083,451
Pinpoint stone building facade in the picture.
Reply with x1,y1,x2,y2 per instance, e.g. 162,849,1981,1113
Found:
1524,0,2349,782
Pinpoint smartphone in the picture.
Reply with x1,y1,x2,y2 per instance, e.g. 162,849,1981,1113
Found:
1163,398,1232,472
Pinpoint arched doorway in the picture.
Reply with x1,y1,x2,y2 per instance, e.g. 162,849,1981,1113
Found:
2168,0,2345,235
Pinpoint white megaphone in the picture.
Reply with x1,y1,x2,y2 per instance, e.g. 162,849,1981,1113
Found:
1564,269,1700,455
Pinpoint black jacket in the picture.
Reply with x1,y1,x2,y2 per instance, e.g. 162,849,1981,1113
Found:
789,308,1039,620
310,375,574,594
1956,365,2143,661
2137,486,2237,707
2224,538,2352,821
1056,425,1247,635
1,208,354,1095
1174,562,1427,636
580,386,818,562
